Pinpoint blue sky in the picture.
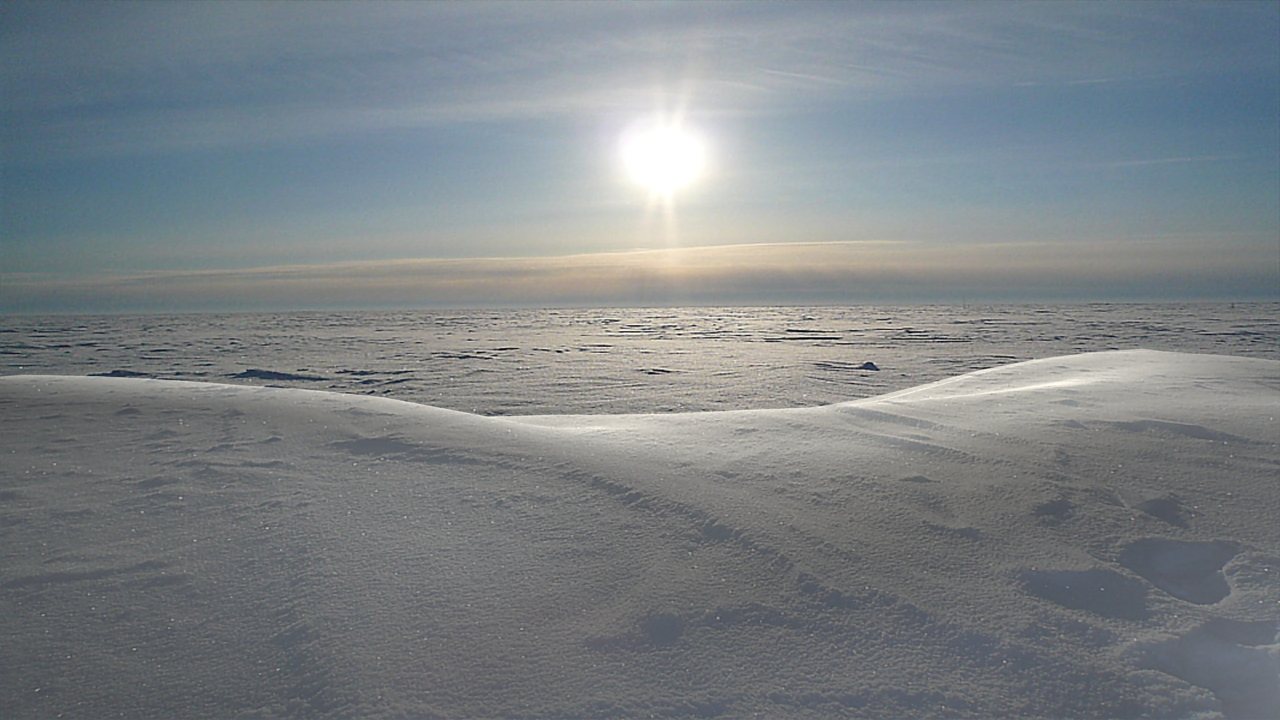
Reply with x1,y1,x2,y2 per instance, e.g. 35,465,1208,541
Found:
2,1,1277,312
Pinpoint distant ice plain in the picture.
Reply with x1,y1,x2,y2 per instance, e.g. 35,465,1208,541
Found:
4,303,1277,415
2,304,1278,719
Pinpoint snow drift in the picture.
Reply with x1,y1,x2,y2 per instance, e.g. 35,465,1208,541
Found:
2,350,1277,718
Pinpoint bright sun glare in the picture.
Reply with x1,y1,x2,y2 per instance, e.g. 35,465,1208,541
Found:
620,121,707,197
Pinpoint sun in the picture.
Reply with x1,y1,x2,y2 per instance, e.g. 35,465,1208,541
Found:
619,121,707,197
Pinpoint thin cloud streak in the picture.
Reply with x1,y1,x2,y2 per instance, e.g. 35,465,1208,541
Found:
1096,155,1249,169
5,241,1274,314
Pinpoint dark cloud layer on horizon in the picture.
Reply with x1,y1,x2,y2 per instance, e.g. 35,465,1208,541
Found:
5,241,1273,314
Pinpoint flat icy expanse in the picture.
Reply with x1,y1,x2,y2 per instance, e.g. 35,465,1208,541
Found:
4,304,1277,415
1,306,1278,719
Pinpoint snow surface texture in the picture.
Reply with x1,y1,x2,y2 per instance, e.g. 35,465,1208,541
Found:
1,350,1277,719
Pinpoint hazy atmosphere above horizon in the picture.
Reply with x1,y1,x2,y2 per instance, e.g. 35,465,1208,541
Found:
2,1,1277,313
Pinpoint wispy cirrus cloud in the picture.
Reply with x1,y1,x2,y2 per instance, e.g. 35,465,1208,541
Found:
5,1,1275,163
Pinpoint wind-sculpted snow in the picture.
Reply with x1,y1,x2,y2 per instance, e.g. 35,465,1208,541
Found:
1,350,1277,719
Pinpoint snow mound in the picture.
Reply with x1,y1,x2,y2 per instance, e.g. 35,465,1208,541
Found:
2,350,1277,719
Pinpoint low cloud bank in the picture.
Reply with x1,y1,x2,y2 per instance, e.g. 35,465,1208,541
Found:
4,240,1274,313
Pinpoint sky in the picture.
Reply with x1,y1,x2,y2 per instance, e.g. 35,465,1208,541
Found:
2,1,1277,313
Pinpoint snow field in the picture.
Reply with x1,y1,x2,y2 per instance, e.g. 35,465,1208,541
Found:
1,350,1277,718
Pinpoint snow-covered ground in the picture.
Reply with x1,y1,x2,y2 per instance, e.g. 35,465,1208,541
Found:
2,349,1276,718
